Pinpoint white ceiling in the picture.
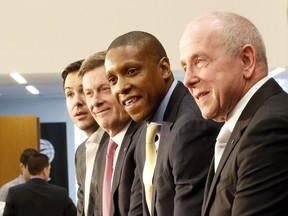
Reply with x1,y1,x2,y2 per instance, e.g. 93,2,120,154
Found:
0,0,287,99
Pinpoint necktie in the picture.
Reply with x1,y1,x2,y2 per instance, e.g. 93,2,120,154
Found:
103,139,118,216
214,126,231,172
143,124,158,215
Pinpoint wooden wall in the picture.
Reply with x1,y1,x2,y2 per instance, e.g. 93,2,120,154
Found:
0,116,39,186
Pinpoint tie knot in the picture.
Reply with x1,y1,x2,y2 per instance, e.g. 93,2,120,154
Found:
146,124,158,145
107,139,117,155
216,126,231,143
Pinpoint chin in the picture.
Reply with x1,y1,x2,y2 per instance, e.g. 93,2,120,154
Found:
201,111,213,120
129,112,145,123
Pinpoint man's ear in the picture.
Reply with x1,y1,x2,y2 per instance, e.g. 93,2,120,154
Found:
43,167,49,178
241,44,256,79
159,57,172,80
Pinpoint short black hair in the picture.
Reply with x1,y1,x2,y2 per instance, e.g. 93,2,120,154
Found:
61,59,84,88
27,153,49,175
19,148,38,166
107,31,167,63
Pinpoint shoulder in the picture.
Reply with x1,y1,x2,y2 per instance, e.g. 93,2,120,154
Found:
46,182,67,194
0,176,22,190
75,141,86,154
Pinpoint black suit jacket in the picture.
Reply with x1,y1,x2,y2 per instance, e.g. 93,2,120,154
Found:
130,81,222,216
75,130,108,216
3,178,76,216
95,121,144,216
202,78,288,216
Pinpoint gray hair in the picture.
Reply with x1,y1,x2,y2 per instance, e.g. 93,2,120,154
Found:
197,12,267,65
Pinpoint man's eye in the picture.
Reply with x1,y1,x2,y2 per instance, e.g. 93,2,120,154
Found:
108,77,116,84
85,91,92,97
195,58,208,69
66,92,73,98
101,87,111,93
127,68,136,75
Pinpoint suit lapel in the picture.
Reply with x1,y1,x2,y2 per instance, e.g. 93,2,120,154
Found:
111,121,139,196
78,140,87,183
163,81,188,123
203,125,242,214
202,159,215,215
87,132,108,215
202,78,283,215
151,82,188,215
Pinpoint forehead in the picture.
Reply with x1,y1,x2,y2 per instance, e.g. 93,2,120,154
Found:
107,45,141,60
82,66,107,85
180,22,222,57
106,45,150,71
64,72,81,88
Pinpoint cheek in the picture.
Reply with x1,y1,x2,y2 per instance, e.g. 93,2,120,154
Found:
66,99,73,110
66,104,74,118
86,100,93,112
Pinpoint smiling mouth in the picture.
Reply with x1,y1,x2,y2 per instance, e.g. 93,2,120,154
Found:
75,111,86,117
123,96,141,106
196,92,209,100
96,108,110,115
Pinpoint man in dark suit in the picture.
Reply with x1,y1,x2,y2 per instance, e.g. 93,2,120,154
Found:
3,153,76,216
179,12,288,215
62,60,108,216
105,31,221,216
78,51,143,216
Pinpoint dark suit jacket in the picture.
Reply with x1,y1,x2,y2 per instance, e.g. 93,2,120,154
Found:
95,121,144,216
202,78,288,216
130,81,222,216
75,130,109,216
3,178,76,216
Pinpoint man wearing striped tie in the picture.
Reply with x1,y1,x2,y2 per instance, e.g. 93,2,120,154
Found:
79,51,144,216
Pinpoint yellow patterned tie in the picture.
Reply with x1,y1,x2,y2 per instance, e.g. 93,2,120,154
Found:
143,124,158,215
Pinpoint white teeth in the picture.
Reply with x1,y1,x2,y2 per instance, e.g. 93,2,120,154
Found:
197,92,208,100
125,97,137,106
200,93,207,98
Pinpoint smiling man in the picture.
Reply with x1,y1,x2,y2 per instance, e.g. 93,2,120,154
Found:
179,12,288,215
62,60,108,216
79,51,143,216
105,31,221,216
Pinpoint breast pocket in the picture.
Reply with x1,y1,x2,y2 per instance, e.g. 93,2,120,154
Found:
157,169,174,192
216,176,235,203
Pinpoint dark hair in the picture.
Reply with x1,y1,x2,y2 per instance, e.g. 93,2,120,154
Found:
78,51,106,77
27,153,49,175
107,31,167,63
61,59,84,88
19,148,38,166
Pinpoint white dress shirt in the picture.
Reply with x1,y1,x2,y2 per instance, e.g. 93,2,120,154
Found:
84,127,105,216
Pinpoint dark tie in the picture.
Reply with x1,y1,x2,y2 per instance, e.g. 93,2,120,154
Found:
102,139,118,216
143,124,158,215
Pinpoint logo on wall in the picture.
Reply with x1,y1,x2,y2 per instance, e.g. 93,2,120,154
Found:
40,139,55,163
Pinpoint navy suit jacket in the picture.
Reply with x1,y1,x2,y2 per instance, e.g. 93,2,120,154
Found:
130,81,222,216
202,78,288,216
3,178,76,216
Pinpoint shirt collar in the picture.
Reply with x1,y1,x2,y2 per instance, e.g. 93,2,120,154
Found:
151,79,177,125
225,76,270,132
111,121,132,146
85,127,105,147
